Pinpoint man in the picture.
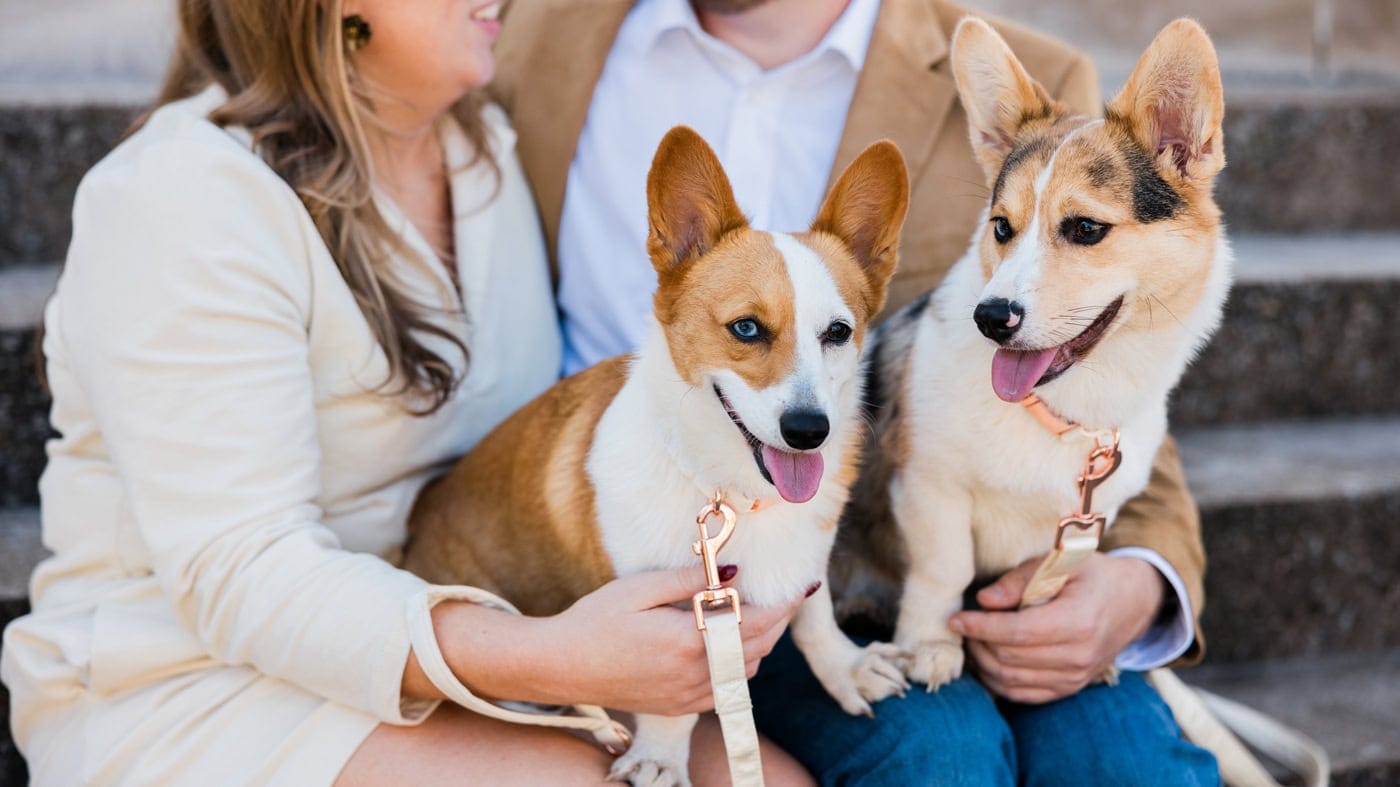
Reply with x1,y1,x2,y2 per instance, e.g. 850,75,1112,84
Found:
490,0,1218,782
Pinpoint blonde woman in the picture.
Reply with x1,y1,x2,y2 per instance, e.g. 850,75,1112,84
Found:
0,1,811,784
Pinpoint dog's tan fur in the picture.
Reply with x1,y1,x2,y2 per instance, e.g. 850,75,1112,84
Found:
404,358,627,615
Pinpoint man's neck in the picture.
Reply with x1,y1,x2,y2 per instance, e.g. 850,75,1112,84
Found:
694,0,853,71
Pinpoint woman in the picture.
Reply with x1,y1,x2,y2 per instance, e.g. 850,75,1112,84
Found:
0,0,810,783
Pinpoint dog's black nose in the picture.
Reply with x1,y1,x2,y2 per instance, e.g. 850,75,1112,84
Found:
974,298,1024,344
779,410,829,451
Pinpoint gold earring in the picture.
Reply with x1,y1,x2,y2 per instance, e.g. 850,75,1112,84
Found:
343,14,371,51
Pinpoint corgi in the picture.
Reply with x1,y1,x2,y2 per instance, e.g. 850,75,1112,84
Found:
831,16,1232,691
404,126,911,785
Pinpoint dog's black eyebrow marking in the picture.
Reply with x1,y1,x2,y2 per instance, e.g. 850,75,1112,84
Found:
1085,154,1117,188
991,136,1054,206
1120,139,1184,222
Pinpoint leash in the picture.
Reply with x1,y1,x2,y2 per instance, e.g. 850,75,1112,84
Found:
1017,394,1122,623
692,493,766,787
1012,394,1327,786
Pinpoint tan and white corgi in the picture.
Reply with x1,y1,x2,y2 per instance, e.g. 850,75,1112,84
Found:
833,17,1232,690
404,126,911,784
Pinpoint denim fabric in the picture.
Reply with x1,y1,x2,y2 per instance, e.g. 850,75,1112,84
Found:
750,634,1220,786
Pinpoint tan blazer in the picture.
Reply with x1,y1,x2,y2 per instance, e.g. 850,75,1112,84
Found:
490,0,1206,664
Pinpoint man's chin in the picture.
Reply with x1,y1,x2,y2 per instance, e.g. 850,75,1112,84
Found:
690,0,775,16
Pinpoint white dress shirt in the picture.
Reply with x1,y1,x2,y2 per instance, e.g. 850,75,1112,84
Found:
556,0,1193,671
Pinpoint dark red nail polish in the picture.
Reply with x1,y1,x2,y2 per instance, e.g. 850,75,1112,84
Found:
804,581,822,598
719,564,738,582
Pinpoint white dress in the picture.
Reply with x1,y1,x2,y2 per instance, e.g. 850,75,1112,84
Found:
0,86,562,786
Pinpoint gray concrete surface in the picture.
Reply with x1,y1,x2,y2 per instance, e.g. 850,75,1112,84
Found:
1178,418,1400,508
0,507,43,599
0,264,59,331
1185,648,1400,773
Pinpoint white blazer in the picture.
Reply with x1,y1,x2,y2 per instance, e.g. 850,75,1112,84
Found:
1,85,561,779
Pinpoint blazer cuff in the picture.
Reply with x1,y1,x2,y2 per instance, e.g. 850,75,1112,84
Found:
1108,547,1195,671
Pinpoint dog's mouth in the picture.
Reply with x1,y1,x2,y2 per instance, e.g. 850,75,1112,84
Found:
713,385,825,504
989,295,1124,402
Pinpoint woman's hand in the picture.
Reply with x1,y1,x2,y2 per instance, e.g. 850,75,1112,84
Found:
948,553,1166,704
408,566,804,716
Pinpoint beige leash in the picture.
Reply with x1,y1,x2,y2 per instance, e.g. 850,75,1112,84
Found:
1014,394,1327,787
692,494,766,787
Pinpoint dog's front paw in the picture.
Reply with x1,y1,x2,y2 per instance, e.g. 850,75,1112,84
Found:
607,751,691,787
851,641,911,706
817,641,912,717
903,639,964,691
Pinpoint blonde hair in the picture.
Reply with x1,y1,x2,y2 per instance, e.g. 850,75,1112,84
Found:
151,0,497,413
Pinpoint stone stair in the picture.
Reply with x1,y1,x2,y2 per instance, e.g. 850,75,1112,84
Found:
3,2,1400,783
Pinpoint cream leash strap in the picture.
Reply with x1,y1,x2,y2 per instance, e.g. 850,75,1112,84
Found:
693,495,766,787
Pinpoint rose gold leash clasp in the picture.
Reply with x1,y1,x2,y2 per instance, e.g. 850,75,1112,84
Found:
692,492,742,631
1053,428,1123,550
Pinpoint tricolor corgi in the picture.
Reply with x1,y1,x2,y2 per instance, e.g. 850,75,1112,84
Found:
832,17,1232,690
405,126,911,784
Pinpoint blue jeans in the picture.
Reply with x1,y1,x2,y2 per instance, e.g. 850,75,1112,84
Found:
750,634,1219,786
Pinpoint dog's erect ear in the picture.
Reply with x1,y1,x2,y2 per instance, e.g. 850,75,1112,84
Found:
810,140,909,309
951,16,1056,183
646,126,748,277
1108,19,1225,184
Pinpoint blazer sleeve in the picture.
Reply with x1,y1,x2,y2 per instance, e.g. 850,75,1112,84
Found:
1048,50,1208,666
58,137,441,723
1102,436,1206,665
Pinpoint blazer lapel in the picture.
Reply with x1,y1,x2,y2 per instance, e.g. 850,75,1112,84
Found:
508,0,633,277
828,0,957,189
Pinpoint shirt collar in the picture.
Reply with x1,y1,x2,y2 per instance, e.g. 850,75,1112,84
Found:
637,0,881,72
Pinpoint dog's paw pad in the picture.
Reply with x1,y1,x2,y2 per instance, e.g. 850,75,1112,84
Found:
904,639,964,690
852,642,911,704
607,753,690,787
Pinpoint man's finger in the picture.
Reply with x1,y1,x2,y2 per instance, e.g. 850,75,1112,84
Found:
951,600,1082,647
970,641,1085,701
975,556,1044,610
984,641,1102,673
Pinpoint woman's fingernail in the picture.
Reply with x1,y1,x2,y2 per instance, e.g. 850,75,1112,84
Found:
719,564,738,582
804,581,822,598
949,618,965,635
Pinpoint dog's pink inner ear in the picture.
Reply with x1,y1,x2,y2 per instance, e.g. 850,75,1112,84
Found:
645,127,748,273
811,141,909,273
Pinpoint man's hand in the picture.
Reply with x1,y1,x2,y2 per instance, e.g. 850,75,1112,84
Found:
948,553,1166,704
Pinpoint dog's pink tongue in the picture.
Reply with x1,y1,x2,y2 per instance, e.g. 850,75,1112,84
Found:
760,445,825,503
991,348,1059,402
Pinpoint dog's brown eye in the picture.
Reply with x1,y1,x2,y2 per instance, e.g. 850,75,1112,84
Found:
991,216,1014,244
822,321,852,346
1062,217,1110,245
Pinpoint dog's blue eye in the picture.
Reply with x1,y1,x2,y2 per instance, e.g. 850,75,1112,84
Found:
1062,217,1110,245
992,216,1014,244
823,321,852,346
729,318,763,342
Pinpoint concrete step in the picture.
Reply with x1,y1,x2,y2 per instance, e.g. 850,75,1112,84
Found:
1171,233,1400,427
1183,648,1400,784
1,88,1399,268
1182,417,1400,664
